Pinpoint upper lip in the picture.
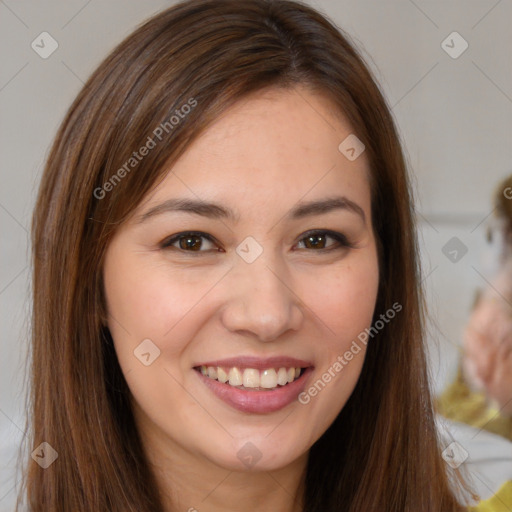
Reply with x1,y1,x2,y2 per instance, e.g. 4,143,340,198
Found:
194,356,313,371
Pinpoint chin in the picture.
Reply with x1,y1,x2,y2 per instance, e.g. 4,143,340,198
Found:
203,431,309,472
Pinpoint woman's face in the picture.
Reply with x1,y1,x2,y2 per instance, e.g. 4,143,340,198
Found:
103,86,380,473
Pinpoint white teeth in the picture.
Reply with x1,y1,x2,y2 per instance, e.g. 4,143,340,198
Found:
217,367,228,383
277,367,288,386
198,365,303,389
242,368,260,388
260,368,278,388
228,367,243,386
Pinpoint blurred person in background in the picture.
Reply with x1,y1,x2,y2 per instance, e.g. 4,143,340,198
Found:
438,174,512,442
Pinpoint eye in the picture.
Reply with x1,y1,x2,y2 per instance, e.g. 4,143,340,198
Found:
160,231,221,253
295,229,353,251
160,229,353,254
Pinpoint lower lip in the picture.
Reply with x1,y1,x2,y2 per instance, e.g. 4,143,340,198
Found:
195,367,313,414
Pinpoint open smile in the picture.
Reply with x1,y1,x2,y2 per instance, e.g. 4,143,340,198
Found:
193,356,314,413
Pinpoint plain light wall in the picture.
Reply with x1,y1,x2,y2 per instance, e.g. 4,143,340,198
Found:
1,0,511,496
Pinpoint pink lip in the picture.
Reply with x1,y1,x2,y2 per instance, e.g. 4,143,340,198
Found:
194,365,314,414
193,356,313,371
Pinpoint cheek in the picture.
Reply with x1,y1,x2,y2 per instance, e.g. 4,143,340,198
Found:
102,252,220,432
294,253,379,440
103,249,225,357
305,254,380,343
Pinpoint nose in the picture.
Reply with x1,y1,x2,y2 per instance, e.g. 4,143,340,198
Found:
220,258,304,342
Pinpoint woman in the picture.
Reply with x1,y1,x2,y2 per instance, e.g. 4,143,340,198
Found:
20,0,473,510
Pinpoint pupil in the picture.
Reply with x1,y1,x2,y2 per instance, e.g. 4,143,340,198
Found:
180,236,201,251
306,234,325,249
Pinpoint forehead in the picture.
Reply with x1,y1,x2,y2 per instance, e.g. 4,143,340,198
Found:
143,86,371,218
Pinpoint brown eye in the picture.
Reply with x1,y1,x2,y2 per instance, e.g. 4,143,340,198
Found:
302,233,328,249
161,232,218,252
178,235,203,251
296,230,352,251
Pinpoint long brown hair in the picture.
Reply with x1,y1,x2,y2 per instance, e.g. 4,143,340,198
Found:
21,0,468,509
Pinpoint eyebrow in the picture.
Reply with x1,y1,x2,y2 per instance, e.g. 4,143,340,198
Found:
137,196,366,224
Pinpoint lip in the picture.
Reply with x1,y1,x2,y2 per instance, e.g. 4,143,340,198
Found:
194,363,314,414
193,356,313,371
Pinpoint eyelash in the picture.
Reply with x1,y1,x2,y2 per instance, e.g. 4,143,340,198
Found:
160,229,354,254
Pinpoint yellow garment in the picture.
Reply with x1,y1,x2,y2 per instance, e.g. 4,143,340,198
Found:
470,481,512,511
436,364,512,442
